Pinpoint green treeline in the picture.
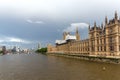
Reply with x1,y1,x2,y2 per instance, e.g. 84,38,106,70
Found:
36,47,47,53
0,50,3,54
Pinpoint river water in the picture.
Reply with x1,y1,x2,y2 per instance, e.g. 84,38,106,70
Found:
0,53,120,80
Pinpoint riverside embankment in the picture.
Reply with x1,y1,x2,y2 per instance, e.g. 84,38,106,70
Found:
47,53,120,64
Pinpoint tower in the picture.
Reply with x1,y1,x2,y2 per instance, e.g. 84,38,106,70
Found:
105,16,108,25
76,27,80,41
88,24,90,30
115,11,118,20
63,32,67,40
115,11,118,24
94,21,97,30
101,23,104,30
93,21,97,54
38,42,41,49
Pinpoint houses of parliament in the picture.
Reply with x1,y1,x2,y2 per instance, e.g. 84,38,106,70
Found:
47,12,120,56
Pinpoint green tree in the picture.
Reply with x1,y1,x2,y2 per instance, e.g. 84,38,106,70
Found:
36,47,47,54
0,50,3,54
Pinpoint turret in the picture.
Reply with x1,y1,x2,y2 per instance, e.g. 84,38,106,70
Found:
101,23,103,30
105,16,108,25
63,32,67,40
76,27,80,41
114,11,119,24
89,24,90,30
76,27,79,33
115,11,118,20
94,21,97,30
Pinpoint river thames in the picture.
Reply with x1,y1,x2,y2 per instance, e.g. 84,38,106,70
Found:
0,53,120,80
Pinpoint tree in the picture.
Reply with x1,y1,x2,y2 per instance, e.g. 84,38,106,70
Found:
0,50,3,54
36,47,47,53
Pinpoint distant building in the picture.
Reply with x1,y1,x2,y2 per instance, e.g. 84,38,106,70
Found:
0,46,2,51
38,42,41,49
2,46,7,54
12,46,17,53
48,12,120,56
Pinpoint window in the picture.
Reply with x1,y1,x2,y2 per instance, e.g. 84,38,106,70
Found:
104,46,106,51
109,28,112,33
97,47,99,51
109,37,112,43
100,39,102,44
119,45,120,51
110,46,114,51
92,47,94,51
119,37,120,44
101,46,102,51
104,39,106,44
97,39,99,45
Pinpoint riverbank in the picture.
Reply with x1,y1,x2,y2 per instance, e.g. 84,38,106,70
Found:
47,53,120,64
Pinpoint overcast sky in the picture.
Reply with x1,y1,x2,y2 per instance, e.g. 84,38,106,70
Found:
0,0,119,48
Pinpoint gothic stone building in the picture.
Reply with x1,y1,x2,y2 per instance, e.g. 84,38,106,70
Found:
47,12,120,56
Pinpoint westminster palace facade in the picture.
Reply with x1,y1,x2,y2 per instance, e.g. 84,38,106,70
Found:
47,12,120,56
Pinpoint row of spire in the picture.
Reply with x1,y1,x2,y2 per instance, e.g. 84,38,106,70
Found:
63,11,119,41
89,11,119,30
105,11,118,24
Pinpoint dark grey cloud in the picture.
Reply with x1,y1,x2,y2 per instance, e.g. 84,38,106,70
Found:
0,0,119,48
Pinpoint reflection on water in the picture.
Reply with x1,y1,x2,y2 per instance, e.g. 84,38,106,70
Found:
0,53,120,80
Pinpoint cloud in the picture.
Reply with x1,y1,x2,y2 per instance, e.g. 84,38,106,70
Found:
7,37,31,44
63,23,89,32
35,21,44,24
26,19,33,23
26,19,44,24
0,35,31,44
0,0,119,20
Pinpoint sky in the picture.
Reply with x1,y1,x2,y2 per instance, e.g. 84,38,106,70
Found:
0,0,119,49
